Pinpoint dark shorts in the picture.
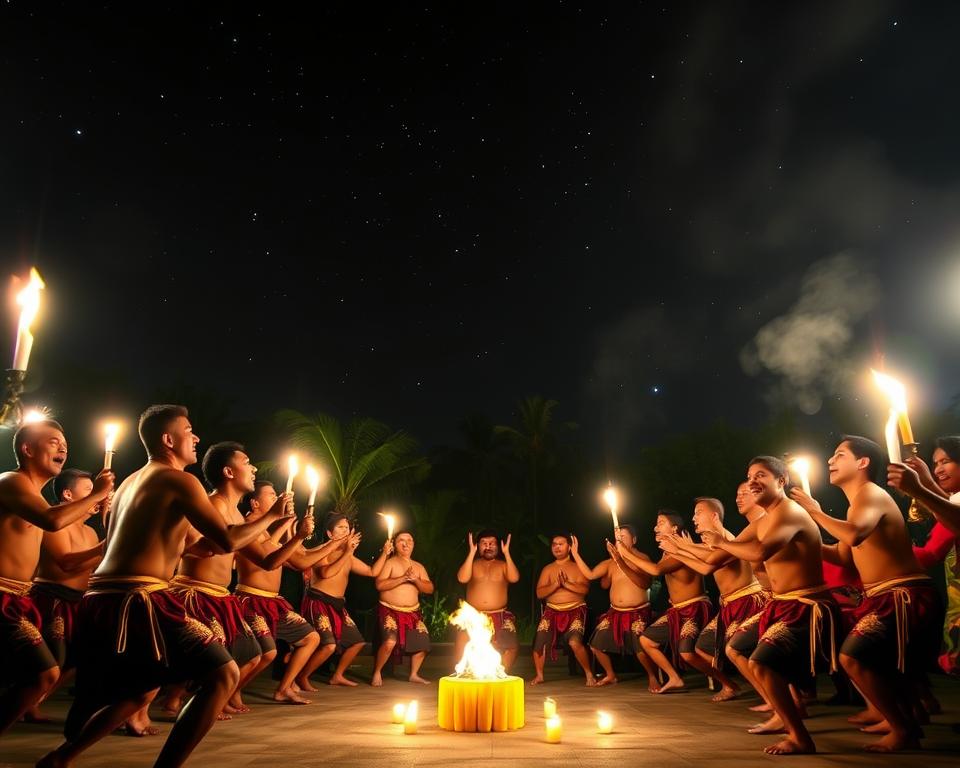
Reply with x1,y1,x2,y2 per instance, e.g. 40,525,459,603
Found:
172,583,262,667
725,611,764,657
484,608,519,652
301,588,365,650
237,590,315,654
695,589,768,665
841,580,941,673
0,587,57,680
534,604,588,660
642,597,714,666
31,581,84,669
378,602,431,660
749,592,840,683
589,604,652,655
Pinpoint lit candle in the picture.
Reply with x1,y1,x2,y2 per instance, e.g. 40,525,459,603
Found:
305,464,321,507
391,703,406,724
543,697,557,718
603,485,620,536
403,700,418,734
285,454,299,494
884,410,902,463
103,423,120,470
872,369,915,444
597,711,613,734
380,511,396,541
11,268,45,371
789,457,811,496
545,714,562,744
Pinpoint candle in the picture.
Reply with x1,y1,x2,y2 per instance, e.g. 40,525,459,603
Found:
543,697,556,718
885,410,902,463
872,369,915,444
103,423,120,470
403,700,418,734
285,454,299,494
380,511,396,541
603,485,620,536
305,464,321,507
597,711,613,734
789,457,811,496
545,715,562,744
11,268,45,371
391,703,406,724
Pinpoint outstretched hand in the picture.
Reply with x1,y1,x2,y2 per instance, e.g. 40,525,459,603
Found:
904,455,937,492
467,531,477,554
500,533,511,555
888,462,922,496
570,535,580,556
789,487,822,515
382,538,394,555
659,535,680,555
699,529,721,549
605,539,618,558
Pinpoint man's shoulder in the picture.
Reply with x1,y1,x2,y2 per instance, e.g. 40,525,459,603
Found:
0,469,29,489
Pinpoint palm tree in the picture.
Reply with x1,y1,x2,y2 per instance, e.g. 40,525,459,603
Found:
275,410,430,521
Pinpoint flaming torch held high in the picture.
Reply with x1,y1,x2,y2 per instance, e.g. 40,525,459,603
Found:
788,457,812,496
872,368,924,520
103,423,121,470
380,511,396,541
603,484,620,537
12,268,45,373
285,454,299,494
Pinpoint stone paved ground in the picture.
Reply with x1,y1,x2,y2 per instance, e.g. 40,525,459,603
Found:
3,655,959,767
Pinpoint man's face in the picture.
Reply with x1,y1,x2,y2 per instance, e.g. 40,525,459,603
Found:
62,477,94,503
328,518,350,540
550,536,570,560
654,515,677,540
395,533,415,557
248,484,277,520
746,463,784,507
692,502,717,533
227,451,257,493
23,425,68,477
827,442,862,486
735,483,757,515
167,416,199,465
478,536,499,560
616,527,636,548
932,448,960,494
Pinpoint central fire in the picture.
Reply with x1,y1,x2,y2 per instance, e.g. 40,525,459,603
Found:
437,601,525,732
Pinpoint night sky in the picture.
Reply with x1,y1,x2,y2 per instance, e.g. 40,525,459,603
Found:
3,2,960,461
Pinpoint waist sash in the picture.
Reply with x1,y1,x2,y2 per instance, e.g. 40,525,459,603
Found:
235,584,279,599
379,600,420,613
863,574,932,673
85,575,170,662
670,594,710,610
0,576,33,596
720,581,764,607
771,583,836,675
545,600,586,611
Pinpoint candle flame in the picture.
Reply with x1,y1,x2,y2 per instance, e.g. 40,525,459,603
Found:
380,511,396,540
788,456,809,476
449,600,506,680
305,464,320,490
287,454,299,478
103,422,121,453
603,485,618,512
871,369,907,413
16,268,45,334
21,407,51,425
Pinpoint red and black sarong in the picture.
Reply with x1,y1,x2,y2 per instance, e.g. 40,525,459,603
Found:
589,603,652,655
377,601,431,661
0,576,57,679
533,601,588,661
31,579,84,669
301,587,365,649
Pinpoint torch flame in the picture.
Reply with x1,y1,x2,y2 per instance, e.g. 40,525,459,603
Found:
21,407,51,425
287,454,299,478
602,486,618,513
305,464,321,506
16,268,45,334
379,511,396,540
871,369,907,413
449,601,506,680
104,422,120,453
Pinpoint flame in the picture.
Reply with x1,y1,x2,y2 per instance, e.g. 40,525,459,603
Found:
449,601,506,679
602,485,618,512
16,268,45,334
788,456,811,494
103,422,121,453
287,454,299,478
379,511,396,540
871,369,907,413
305,464,322,505
21,407,51,425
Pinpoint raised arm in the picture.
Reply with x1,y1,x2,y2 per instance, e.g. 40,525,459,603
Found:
889,463,960,536
707,515,800,562
456,532,478,584
790,488,879,547
570,535,608,580
913,523,956,569
350,539,395,578
0,470,113,532
241,515,314,570
501,534,520,583
604,541,652,589
616,540,683,575
658,536,721,575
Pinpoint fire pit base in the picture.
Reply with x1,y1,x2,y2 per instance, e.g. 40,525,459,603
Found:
437,675,525,732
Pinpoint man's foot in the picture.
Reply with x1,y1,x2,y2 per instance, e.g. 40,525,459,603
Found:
227,692,248,711
584,676,598,687
122,724,161,737
848,708,882,725
652,676,684,694
712,685,739,703
295,677,320,692
371,671,384,687
409,674,431,685
596,675,618,687
749,702,773,713
330,674,358,687
216,712,233,721
273,687,311,704
763,737,816,755
861,720,891,734
863,731,921,752
646,677,659,693
748,714,785,735
529,675,545,686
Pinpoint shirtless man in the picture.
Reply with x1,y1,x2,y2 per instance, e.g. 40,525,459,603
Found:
659,497,767,702
791,436,937,752
0,421,112,737
372,531,434,686
530,534,594,686
26,470,105,725
455,529,520,671
570,525,660,689
617,512,715,694
234,480,339,704
297,513,392,688
40,404,290,768
704,455,838,756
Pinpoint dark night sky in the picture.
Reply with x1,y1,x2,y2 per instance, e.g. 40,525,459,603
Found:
3,1,960,458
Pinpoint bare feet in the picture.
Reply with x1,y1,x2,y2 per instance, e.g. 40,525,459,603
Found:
295,677,320,692
749,702,773,713
748,714,786,735
529,675,545,686
215,712,233,721
596,675,618,687
848,708,882,725
860,720,891,734
763,737,816,755
329,674,358,687
646,678,659,693
584,677,598,687
409,674,431,685
863,731,920,752
123,724,162,736
371,672,384,687
712,686,739,703
273,687,311,704
652,676,685,694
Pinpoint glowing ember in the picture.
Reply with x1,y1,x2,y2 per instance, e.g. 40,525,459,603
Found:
449,600,506,680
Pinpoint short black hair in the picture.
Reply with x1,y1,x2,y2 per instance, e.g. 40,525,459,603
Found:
54,468,93,502
138,404,188,456
838,435,886,484
324,512,349,536
240,479,275,514
935,436,960,465
657,509,687,536
747,455,788,482
475,528,499,543
617,523,638,541
550,532,572,546
694,497,724,522
12,419,65,467
201,441,245,487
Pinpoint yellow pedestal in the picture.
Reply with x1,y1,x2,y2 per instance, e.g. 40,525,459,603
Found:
437,675,525,732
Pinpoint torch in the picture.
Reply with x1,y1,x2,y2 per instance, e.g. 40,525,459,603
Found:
603,484,620,539
380,511,396,542
872,369,925,521
788,456,812,496
2,268,45,428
